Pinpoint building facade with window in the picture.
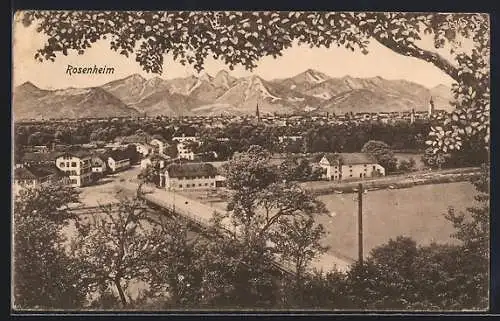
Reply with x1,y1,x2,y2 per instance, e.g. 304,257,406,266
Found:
173,136,199,160
161,163,217,190
13,165,67,195
91,154,108,175
55,151,93,187
319,153,385,181
107,150,131,173
17,151,65,168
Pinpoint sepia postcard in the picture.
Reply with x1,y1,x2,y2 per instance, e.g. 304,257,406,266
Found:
11,10,490,312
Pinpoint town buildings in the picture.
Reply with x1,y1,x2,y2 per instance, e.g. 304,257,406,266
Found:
107,150,131,173
160,163,219,190
17,151,65,168
13,165,67,195
319,153,385,181
91,153,108,175
172,135,199,160
55,151,93,187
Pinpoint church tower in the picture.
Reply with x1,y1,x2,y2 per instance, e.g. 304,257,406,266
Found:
256,103,261,123
410,108,415,124
428,97,435,117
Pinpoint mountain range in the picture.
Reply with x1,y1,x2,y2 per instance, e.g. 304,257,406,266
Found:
13,69,454,120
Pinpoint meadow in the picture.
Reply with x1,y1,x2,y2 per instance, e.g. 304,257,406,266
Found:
181,180,480,265
317,181,478,260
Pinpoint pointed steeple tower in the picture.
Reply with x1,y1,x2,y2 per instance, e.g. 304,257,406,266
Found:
256,102,261,123
428,96,435,117
410,108,415,124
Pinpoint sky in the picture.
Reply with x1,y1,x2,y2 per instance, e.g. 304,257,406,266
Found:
12,17,462,90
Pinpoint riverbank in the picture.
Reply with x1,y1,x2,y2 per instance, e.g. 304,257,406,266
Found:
300,167,480,195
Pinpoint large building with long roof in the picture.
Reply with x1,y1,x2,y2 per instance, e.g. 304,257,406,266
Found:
319,153,385,181
161,162,219,190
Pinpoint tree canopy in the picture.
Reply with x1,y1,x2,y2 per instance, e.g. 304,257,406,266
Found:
13,185,86,309
361,140,398,172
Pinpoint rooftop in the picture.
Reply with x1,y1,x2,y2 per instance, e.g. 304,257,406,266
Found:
108,149,130,161
14,164,66,180
166,163,217,179
323,153,378,165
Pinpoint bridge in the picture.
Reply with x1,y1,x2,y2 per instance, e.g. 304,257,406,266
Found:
68,182,352,276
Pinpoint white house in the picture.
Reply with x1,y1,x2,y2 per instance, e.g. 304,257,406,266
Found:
319,153,385,181
176,141,196,160
278,135,303,143
173,136,199,160
160,163,218,190
55,151,93,187
107,150,131,173
172,135,199,144
91,154,108,175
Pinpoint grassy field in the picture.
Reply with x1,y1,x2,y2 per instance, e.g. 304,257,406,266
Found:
185,181,480,264
317,181,478,260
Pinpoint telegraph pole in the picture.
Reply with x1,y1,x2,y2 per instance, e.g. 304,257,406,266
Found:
358,183,364,265
173,188,176,213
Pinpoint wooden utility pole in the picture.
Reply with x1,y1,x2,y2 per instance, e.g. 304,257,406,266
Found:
358,183,364,265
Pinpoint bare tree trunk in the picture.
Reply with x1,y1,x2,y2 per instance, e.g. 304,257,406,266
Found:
114,277,127,307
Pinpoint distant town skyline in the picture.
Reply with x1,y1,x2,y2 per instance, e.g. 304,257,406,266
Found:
13,19,462,90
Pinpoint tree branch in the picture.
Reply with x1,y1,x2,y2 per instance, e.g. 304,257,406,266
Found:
372,35,460,83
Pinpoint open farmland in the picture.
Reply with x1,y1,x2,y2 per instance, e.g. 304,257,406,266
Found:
183,181,479,264
317,181,478,260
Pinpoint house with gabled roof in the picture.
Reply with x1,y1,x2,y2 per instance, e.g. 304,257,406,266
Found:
161,162,219,190
13,164,68,195
319,153,385,181
91,152,109,175
55,150,93,187
18,151,65,167
107,150,131,173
